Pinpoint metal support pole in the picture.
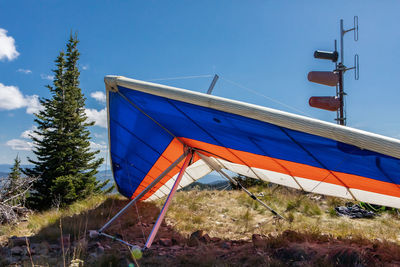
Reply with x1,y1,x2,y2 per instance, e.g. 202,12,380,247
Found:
98,232,138,249
340,19,344,64
98,150,189,233
197,153,285,220
206,74,219,95
338,19,346,126
144,150,194,249
338,67,345,125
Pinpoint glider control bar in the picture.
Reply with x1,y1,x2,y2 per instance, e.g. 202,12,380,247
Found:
144,149,194,249
98,150,189,234
197,153,285,220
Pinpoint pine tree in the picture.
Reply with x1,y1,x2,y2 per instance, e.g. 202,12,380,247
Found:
7,155,23,206
25,34,106,210
8,155,22,189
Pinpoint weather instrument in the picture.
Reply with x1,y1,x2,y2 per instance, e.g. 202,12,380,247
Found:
308,16,359,125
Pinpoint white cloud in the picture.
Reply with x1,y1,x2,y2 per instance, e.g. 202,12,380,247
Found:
25,95,43,114
40,74,54,81
17,68,32,74
85,108,107,128
0,83,26,110
82,64,89,70
0,82,43,114
0,28,19,61
90,141,107,152
90,91,106,103
6,139,33,151
6,126,42,151
21,126,42,141
94,132,106,138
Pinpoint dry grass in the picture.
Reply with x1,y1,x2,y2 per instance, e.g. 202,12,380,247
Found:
1,187,399,245
0,186,399,266
162,185,400,244
0,194,115,242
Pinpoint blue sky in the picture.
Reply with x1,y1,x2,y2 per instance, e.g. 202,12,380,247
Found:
0,1,399,166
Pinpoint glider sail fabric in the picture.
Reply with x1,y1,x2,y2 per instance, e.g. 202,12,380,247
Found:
105,76,400,208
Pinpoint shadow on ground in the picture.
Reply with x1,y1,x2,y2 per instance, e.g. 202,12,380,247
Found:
2,197,400,266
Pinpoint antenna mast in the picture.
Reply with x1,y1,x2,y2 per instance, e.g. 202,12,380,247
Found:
308,16,359,126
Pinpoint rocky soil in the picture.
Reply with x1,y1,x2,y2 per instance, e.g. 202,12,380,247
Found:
2,227,400,266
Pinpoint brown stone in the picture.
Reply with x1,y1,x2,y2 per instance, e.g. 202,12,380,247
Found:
58,234,70,249
8,236,28,247
199,233,211,243
220,242,230,249
188,230,212,246
252,234,266,248
10,246,24,255
159,238,173,247
211,237,221,243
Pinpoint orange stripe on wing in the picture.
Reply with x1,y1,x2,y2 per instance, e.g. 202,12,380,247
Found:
130,138,200,200
180,138,400,199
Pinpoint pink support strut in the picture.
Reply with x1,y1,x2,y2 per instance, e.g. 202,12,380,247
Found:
144,150,193,249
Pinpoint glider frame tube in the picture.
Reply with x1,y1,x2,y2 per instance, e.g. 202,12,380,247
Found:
144,150,194,249
98,150,189,234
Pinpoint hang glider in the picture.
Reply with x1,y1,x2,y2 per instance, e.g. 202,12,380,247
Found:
104,75,400,209
98,75,400,249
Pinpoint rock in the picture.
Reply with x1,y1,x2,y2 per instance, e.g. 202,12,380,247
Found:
97,245,105,254
88,241,98,249
159,238,173,247
4,256,17,265
221,242,230,249
49,244,61,251
8,236,28,247
58,234,71,249
170,245,181,251
21,255,30,262
40,241,50,250
30,243,41,251
252,234,265,248
188,230,209,247
38,243,49,256
211,237,221,243
199,233,211,243
10,246,24,255
274,245,311,262
47,257,58,266
328,248,364,266
89,252,98,259
89,230,99,239
32,255,43,262
171,238,179,245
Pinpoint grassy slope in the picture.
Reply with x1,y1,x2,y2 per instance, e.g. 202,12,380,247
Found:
164,185,400,243
1,186,400,266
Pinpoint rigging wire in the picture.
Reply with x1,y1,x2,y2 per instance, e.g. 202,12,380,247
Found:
278,127,357,201
220,77,311,117
148,74,213,82
145,73,309,119
135,202,147,243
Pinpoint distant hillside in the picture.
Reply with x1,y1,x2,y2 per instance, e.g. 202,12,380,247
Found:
196,172,225,184
96,170,113,182
181,180,231,191
0,164,34,174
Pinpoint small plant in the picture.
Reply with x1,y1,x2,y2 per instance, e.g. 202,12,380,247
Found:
303,201,322,216
286,198,301,211
328,207,338,217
